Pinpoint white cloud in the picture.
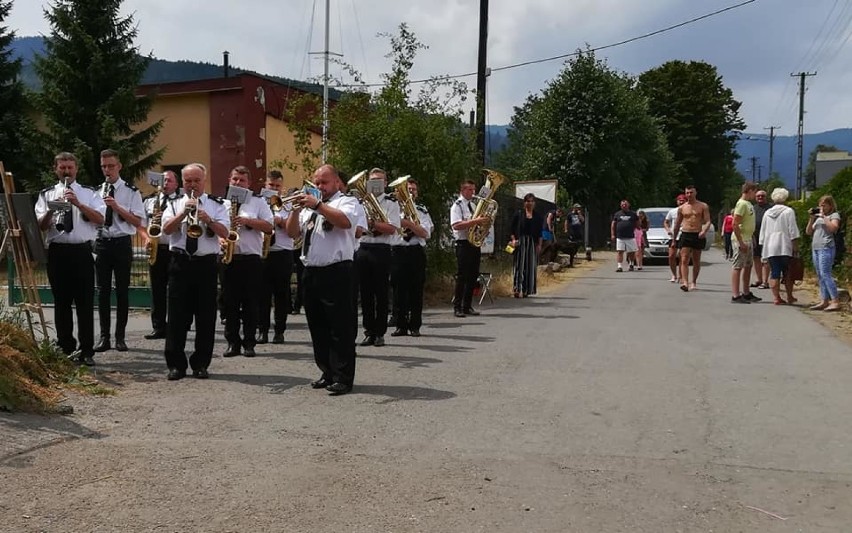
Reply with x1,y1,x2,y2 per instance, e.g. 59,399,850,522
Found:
6,0,852,132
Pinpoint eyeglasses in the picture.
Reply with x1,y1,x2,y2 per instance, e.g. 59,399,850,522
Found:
101,164,117,169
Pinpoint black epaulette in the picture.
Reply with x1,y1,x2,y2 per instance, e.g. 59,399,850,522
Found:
127,183,139,192
416,204,429,214
81,184,98,191
454,198,463,205
207,195,225,204
40,185,55,195
143,192,158,200
253,192,262,198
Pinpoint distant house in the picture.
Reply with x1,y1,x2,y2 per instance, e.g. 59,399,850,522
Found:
136,72,329,194
815,151,852,189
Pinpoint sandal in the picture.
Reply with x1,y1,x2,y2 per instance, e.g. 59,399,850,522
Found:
749,281,761,288
809,303,828,310
680,284,689,292
759,283,770,289
824,305,842,312
774,299,787,305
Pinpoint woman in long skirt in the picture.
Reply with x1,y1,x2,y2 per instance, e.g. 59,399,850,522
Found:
509,193,544,297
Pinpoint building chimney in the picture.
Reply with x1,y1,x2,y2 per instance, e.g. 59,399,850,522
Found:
223,51,230,78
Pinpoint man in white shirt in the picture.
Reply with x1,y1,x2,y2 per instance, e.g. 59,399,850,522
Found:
161,163,231,380
93,149,146,353
286,164,360,395
221,166,274,358
35,152,106,366
142,170,179,340
257,170,294,345
450,180,489,317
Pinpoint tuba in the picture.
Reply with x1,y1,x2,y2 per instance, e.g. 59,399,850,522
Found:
347,170,388,227
147,185,164,265
468,169,506,247
185,190,204,239
388,175,417,238
221,199,241,265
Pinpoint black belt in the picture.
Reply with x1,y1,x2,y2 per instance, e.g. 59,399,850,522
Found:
171,249,217,261
50,242,92,249
360,242,391,249
229,254,261,262
97,235,131,243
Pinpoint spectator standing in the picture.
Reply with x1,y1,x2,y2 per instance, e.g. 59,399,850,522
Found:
611,199,639,272
568,204,584,242
730,182,761,303
634,210,649,271
759,188,800,305
805,195,842,311
751,190,771,289
722,210,734,260
509,193,544,297
539,207,559,264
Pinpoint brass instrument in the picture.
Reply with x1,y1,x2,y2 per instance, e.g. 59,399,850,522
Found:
468,169,507,247
221,199,241,265
147,184,164,265
54,176,72,232
388,175,417,238
347,170,388,227
185,190,203,239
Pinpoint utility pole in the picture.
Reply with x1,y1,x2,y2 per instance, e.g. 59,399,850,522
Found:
764,125,779,178
792,72,816,199
749,156,759,183
475,0,489,166
757,164,763,184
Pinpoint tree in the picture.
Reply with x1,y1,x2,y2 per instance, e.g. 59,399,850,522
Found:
499,50,676,221
637,60,746,210
278,23,477,240
34,0,163,185
805,144,839,190
0,0,42,189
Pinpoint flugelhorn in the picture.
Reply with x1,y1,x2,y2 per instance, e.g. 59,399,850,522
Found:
54,176,72,232
185,190,203,239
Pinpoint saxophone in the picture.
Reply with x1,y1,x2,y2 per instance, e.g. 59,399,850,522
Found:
147,186,164,265
468,169,507,247
221,199,241,265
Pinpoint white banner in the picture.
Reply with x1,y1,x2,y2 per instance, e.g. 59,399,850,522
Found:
514,180,558,204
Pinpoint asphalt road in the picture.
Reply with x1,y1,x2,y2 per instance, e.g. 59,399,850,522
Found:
2,251,851,532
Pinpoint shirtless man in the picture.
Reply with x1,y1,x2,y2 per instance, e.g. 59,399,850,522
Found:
671,186,711,292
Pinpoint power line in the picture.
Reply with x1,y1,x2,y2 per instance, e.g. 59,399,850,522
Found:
333,0,759,89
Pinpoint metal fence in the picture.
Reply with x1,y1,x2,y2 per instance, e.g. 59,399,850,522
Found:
8,232,153,308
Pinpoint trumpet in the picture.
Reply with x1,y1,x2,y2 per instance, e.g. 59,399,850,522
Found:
54,176,72,232
185,190,203,239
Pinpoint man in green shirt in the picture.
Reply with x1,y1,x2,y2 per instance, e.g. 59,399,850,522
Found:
731,182,761,303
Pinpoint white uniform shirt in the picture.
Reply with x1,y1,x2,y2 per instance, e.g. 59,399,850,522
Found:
35,181,106,245
359,194,401,245
298,191,360,267
353,200,368,251
162,193,230,256
97,178,146,238
228,195,274,257
144,191,179,224
450,195,476,241
400,205,433,247
269,208,295,252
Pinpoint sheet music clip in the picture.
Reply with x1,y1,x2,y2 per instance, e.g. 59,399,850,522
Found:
478,186,492,198
260,188,277,200
226,185,252,205
366,178,385,197
146,171,164,188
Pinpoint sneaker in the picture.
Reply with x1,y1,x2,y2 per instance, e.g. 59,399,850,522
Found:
628,265,634,271
669,276,677,283
616,267,623,272
731,295,750,304
743,292,762,302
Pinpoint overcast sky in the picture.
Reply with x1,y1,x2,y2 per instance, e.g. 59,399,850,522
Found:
6,0,852,134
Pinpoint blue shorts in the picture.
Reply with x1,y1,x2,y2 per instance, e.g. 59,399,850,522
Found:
542,230,554,241
767,256,790,280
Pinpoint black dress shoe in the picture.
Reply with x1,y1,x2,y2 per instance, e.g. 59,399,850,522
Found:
454,310,466,318
359,336,375,347
271,333,285,344
373,336,386,347
310,377,333,389
390,328,407,337
256,331,269,344
94,338,110,352
409,329,421,337
290,307,300,315
192,368,209,379
326,382,352,395
115,339,128,352
144,330,166,340
463,308,480,316
167,368,186,381
223,344,241,357
243,347,256,358
80,355,96,366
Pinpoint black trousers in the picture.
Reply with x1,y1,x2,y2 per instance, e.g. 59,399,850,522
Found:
164,254,218,372
454,240,481,311
258,249,293,335
95,236,132,339
223,254,262,348
148,245,171,333
392,245,426,331
356,243,391,337
292,255,305,311
304,261,356,385
47,243,96,356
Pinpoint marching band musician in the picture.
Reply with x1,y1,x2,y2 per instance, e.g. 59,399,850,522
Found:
35,152,106,366
221,166,274,358
256,170,293,345
450,180,490,318
390,178,432,337
94,149,146,354
161,163,230,380
285,164,360,396
142,170,179,340
355,168,401,347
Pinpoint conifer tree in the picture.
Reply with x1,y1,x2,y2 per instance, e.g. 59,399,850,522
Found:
34,0,162,184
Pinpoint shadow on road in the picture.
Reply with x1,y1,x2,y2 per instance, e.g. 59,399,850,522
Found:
208,373,310,393
357,353,445,368
0,414,104,466
352,384,457,403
